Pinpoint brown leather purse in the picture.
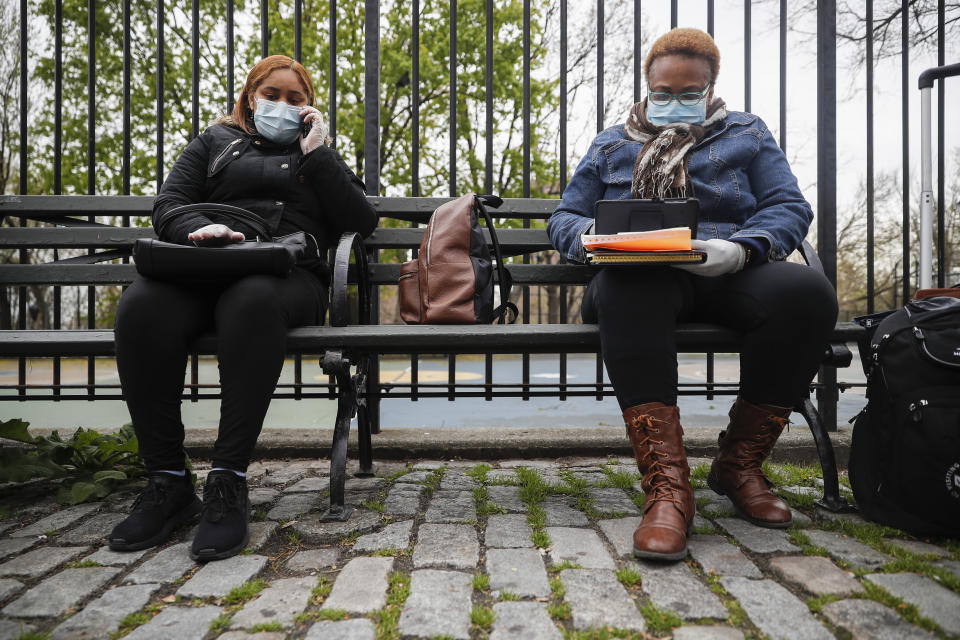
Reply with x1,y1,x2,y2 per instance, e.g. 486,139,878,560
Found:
399,194,517,324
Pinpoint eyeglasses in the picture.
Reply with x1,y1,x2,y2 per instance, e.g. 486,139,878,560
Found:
647,83,711,106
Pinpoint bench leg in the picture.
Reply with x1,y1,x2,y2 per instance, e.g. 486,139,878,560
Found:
797,397,855,513
355,354,374,477
319,350,355,522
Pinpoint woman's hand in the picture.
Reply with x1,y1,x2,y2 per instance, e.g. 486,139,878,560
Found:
187,224,245,246
299,106,329,155
673,238,746,277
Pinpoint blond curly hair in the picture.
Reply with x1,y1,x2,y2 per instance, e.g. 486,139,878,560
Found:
644,28,720,83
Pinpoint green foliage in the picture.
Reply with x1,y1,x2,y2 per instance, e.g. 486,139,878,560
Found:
471,571,490,591
312,576,333,602
546,601,571,621
498,590,520,601
0,420,145,504
65,559,101,568
466,463,492,483
614,567,641,588
638,602,683,636
548,560,582,574
15,632,52,640
376,572,412,640
313,609,348,621
423,467,446,493
531,530,551,549
599,467,638,491
222,578,267,605
208,615,231,633
470,604,495,629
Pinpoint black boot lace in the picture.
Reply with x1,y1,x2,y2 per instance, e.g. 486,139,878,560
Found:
202,474,242,523
131,476,169,512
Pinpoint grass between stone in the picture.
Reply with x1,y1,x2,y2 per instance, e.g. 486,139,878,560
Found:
207,614,231,633
516,467,552,548
638,601,684,636
422,467,446,494
65,559,101,568
12,632,51,640
547,573,571,622
498,590,520,601
473,486,507,517
598,466,638,491
466,463,492,484
471,571,490,592
470,603,496,630
221,578,267,606
613,567,641,589
313,608,348,621
369,570,411,640
562,627,646,639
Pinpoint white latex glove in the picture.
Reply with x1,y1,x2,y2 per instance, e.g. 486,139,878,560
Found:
187,224,245,246
674,238,746,277
299,106,329,155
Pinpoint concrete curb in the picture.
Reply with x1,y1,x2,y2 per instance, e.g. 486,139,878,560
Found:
185,425,852,468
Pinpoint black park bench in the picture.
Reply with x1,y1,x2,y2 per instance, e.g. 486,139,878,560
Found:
0,194,865,519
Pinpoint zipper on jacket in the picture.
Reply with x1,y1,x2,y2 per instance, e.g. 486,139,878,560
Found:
210,138,243,174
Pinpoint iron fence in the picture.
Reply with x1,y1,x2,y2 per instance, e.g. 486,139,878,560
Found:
3,0,956,430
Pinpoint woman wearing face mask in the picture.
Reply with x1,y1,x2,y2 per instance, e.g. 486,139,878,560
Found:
548,29,837,561
109,55,377,562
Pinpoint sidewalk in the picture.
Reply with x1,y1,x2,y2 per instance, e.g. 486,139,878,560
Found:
1,455,958,640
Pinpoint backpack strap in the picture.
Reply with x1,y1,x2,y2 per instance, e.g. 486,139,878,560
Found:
475,195,518,324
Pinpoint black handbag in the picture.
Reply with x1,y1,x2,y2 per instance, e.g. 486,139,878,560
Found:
133,203,320,284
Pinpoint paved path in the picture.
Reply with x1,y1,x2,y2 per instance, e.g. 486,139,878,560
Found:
0,456,957,639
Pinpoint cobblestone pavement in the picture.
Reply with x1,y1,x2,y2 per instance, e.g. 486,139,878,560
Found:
0,456,958,640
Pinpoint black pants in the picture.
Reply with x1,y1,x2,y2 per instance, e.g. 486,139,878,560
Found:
114,269,327,472
582,261,839,411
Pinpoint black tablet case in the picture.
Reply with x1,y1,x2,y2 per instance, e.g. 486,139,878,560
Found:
593,198,699,237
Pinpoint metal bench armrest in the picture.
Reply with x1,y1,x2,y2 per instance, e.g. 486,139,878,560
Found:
329,232,371,327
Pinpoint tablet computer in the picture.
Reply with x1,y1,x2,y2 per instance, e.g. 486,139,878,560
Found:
593,198,699,237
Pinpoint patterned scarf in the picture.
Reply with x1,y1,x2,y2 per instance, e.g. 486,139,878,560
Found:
623,97,728,199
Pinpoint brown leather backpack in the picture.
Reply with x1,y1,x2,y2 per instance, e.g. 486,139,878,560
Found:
399,194,517,324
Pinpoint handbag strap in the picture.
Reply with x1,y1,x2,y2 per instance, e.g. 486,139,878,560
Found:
155,202,272,239
475,194,518,324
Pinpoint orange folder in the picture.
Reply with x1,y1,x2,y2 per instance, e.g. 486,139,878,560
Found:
582,227,693,252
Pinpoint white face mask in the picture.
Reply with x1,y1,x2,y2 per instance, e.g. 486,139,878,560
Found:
252,98,303,145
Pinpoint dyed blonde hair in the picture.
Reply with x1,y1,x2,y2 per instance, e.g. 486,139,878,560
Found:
644,28,720,83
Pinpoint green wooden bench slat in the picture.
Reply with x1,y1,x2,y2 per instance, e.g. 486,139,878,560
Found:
364,227,551,250
0,323,866,358
0,264,138,285
0,194,559,221
0,263,592,287
0,227,154,247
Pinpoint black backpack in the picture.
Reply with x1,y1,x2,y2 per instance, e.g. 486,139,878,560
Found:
849,295,960,536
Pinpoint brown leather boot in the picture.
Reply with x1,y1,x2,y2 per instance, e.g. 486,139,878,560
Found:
707,397,793,528
624,402,694,561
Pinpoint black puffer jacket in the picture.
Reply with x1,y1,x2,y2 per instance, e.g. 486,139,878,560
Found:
152,121,378,284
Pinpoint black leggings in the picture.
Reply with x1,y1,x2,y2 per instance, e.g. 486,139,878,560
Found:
114,269,327,472
581,261,839,411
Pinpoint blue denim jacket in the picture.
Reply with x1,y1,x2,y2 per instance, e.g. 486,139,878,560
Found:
547,111,813,264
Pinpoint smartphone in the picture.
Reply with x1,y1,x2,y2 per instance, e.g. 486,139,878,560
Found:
301,116,312,137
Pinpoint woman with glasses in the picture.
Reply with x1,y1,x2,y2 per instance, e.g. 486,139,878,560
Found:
108,55,378,562
548,28,837,561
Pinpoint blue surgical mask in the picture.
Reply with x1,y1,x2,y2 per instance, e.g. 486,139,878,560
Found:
646,99,707,127
253,98,303,145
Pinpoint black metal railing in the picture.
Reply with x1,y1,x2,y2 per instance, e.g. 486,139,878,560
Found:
5,1,956,427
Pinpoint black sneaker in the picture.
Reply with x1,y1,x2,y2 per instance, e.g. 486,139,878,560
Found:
109,472,202,551
190,470,250,562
